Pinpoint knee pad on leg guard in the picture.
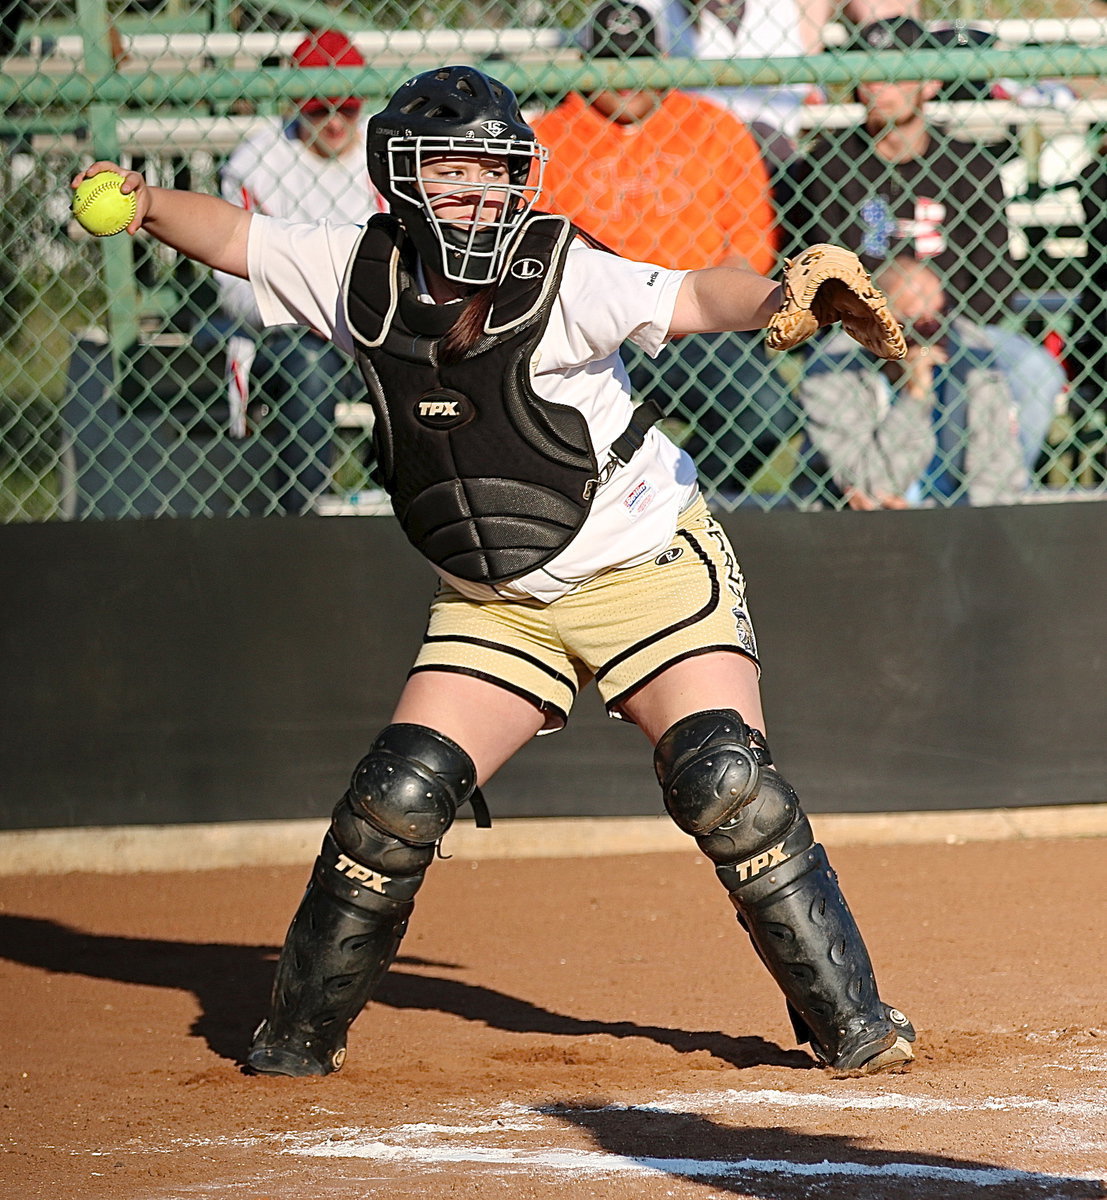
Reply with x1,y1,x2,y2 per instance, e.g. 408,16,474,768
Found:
654,709,811,871
653,709,768,839
347,722,480,846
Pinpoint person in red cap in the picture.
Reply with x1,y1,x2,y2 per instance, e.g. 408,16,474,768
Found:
215,29,386,513
291,30,367,159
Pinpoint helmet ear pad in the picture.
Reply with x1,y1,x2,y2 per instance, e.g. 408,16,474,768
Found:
367,66,547,286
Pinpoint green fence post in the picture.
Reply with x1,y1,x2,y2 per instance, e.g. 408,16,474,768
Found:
76,0,140,365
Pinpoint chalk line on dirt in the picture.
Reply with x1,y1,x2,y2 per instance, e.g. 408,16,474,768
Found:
286,1139,1097,1186
266,1089,1107,1184
81,1087,1107,1187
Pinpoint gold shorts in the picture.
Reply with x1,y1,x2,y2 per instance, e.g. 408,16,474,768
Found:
411,495,759,731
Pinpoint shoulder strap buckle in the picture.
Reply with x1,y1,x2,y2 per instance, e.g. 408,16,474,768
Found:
583,398,665,500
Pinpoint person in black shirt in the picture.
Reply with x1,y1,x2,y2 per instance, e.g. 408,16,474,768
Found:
784,17,1062,478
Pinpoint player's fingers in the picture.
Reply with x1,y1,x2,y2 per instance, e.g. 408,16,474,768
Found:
875,492,909,510
71,161,134,189
71,161,113,186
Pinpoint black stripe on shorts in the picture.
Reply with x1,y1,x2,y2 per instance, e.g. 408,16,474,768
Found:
423,632,578,691
593,528,721,685
408,663,569,724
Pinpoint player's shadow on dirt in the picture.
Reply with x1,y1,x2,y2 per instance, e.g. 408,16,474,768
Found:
544,1102,1107,1199
0,914,807,1072
375,966,808,1069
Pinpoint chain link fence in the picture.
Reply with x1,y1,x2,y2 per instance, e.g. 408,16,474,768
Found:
3,0,1106,520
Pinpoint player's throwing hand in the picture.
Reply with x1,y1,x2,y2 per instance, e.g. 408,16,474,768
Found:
71,162,148,237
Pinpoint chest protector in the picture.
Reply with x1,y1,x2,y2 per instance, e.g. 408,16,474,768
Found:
344,212,606,585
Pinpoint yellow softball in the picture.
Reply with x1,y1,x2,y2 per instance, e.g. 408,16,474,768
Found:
72,172,138,237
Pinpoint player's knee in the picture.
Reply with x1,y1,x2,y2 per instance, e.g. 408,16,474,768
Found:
654,709,768,837
348,722,478,846
654,708,813,877
314,723,478,913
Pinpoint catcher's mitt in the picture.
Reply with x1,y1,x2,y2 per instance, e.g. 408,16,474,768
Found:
765,244,907,360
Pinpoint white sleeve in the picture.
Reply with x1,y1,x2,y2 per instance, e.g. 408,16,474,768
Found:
246,215,363,354
214,139,267,328
220,148,247,207
214,270,263,329
552,246,687,364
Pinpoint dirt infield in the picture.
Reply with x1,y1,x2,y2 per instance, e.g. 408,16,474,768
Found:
2,829,1106,1200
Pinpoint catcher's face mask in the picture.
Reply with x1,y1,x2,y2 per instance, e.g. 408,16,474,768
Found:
384,138,546,285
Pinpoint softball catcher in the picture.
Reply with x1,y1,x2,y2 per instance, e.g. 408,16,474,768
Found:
73,64,912,1080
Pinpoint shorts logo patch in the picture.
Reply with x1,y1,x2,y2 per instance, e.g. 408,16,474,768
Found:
655,546,683,566
733,610,758,657
622,479,656,522
414,388,474,429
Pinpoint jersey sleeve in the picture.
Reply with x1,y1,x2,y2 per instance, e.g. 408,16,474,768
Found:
552,245,687,363
246,214,363,353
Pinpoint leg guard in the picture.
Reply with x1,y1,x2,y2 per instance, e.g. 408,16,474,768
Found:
655,709,914,1072
247,724,479,1077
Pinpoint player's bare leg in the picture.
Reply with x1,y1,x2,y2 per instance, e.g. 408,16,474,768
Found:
623,653,915,1074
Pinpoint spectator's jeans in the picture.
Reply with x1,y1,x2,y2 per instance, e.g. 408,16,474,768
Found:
251,328,363,514
626,331,796,502
983,325,1064,474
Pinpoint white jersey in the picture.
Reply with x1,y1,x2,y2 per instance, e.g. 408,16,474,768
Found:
246,214,700,603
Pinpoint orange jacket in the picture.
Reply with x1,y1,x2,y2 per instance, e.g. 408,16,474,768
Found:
531,90,777,274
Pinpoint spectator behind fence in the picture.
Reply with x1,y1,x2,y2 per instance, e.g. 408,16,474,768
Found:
784,16,1062,475
642,0,919,162
1068,136,1107,475
798,255,1027,509
214,30,387,513
534,1,790,504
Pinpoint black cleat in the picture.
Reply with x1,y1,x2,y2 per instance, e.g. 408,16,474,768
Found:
816,1005,916,1074
245,1021,346,1077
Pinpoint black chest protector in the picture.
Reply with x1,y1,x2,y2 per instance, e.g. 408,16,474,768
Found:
343,212,659,586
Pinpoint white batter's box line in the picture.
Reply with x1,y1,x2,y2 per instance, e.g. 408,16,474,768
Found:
538,1084,1107,1119
82,1092,1107,1190
276,1126,1105,1189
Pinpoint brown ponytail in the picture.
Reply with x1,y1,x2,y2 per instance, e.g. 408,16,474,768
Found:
439,286,495,363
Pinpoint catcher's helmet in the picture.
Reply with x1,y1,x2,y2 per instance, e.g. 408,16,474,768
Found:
367,66,548,286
